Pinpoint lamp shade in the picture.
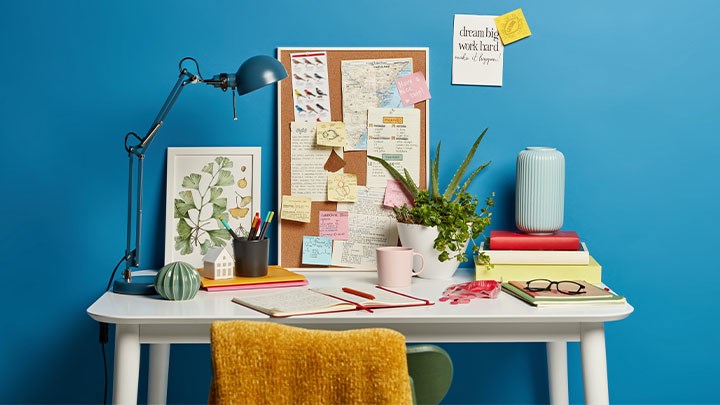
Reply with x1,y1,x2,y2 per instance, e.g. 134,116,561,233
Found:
235,55,288,95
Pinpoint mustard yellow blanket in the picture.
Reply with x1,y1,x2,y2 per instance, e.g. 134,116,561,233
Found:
209,321,412,404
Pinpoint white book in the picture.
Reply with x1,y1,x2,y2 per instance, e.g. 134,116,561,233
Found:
479,242,590,265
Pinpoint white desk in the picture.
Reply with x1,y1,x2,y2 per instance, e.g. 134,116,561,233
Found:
87,269,632,405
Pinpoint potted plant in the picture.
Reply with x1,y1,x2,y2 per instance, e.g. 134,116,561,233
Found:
368,129,494,279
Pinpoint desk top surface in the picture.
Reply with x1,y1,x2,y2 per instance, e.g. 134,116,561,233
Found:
87,269,633,325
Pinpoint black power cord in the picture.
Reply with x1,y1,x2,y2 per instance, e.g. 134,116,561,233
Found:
100,253,127,404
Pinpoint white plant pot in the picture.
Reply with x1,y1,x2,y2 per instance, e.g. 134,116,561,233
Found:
396,223,467,280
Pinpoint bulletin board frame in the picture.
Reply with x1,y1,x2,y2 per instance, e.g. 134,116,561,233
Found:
276,47,430,270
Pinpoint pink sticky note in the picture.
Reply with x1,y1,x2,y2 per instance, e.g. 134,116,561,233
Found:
319,211,349,240
383,180,414,208
396,72,431,106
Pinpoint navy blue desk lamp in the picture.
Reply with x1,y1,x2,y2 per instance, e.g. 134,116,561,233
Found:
113,56,288,295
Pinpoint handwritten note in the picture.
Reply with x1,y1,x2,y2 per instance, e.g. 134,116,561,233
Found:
383,179,414,208
281,195,312,223
319,211,349,240
396,72,431,106
327,173,357,202
452,14,504,86
495,9,531,45
332,187,398,269
316,122,347,147
291,122,343,201
366,108,421,188
302,236,333,266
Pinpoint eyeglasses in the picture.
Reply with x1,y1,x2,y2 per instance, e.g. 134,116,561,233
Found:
525,279,586,295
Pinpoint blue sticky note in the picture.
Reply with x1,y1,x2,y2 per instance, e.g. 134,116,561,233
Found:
302,236,333,266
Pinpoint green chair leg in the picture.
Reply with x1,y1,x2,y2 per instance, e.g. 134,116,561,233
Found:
406,344,454,405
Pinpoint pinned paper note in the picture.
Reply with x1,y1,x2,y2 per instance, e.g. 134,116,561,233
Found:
452,14,504,86
316,122,347,147
319,211,349,240
495,9,531,45
324,148,346,173
281,195,312,223
396,72,431,106
302,236,333,265
383,179,414,208
327,173,357,202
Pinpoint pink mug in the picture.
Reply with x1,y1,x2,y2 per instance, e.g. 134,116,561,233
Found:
376,247,424,287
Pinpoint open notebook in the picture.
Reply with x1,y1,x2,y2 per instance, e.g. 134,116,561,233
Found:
231,286,433,317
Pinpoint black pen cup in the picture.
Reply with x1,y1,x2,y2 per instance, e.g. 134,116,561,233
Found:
233,237,269,277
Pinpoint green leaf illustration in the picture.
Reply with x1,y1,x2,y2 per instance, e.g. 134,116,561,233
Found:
174,235,193,256
176,218,192,238
215,156,233,169
174,191,197,218
201,162,214,174
200,240,212,256
215,170,234,187
209,187,223,203
182,173,202,190
207,228,231,246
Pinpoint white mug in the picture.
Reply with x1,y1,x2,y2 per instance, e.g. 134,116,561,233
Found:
376,247,424,287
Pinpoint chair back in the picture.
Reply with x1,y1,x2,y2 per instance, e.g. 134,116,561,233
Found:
407,344,454,405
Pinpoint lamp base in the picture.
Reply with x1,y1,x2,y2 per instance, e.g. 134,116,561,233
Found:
113,275,157,295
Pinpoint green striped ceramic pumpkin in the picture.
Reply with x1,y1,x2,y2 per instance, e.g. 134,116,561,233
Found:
155,261,201,300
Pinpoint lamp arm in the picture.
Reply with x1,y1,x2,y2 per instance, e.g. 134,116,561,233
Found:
122,68,198,282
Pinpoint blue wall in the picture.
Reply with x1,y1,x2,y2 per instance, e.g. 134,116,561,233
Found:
2,0,718,403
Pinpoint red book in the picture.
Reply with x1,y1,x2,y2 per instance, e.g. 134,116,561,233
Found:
489,230,580,251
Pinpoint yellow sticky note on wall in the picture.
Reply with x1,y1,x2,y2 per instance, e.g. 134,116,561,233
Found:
281,195,312,223
327,173,357,202
494,8,532,45
316,122,347,147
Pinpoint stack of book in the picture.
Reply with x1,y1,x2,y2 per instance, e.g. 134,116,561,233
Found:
502,280,626,307
475,230,602,283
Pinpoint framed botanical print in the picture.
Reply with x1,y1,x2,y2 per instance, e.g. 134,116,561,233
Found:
165,147,261,268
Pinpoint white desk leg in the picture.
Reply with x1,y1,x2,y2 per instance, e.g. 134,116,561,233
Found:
546,341,569,405
148,344,171,404
113,324,140,405
580,323,609,405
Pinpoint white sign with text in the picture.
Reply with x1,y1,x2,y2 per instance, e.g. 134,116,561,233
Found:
452,14,504,86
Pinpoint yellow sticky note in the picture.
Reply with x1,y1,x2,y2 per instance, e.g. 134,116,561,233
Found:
316,122,347,147
327,173,357,202
281,195,312,223
495,8,532,45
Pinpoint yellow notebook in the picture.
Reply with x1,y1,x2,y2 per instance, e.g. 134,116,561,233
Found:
476,256,602,283
200,266,307,291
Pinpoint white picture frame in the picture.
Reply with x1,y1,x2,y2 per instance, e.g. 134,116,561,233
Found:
165,147,261,268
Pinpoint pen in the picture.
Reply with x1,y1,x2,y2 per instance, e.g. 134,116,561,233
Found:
257,211,275,240
218,217,239,240
248,216,259,240
342,287,375,301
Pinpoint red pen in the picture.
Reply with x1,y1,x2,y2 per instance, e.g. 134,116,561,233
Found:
248,216,260,240
342,287,376,300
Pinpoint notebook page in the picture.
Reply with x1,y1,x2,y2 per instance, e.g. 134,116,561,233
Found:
233,289,347,315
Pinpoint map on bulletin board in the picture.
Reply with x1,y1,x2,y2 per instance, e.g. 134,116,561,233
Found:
276,47,430,270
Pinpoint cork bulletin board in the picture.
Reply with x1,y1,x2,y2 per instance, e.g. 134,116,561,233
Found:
276,47,429,269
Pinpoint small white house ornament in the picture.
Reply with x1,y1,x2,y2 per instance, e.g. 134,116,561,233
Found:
202,247,235,280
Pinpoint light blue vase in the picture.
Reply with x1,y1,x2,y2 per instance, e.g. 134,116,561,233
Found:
515,147,565,235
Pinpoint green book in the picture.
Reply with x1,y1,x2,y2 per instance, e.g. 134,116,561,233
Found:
502,281,626,307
